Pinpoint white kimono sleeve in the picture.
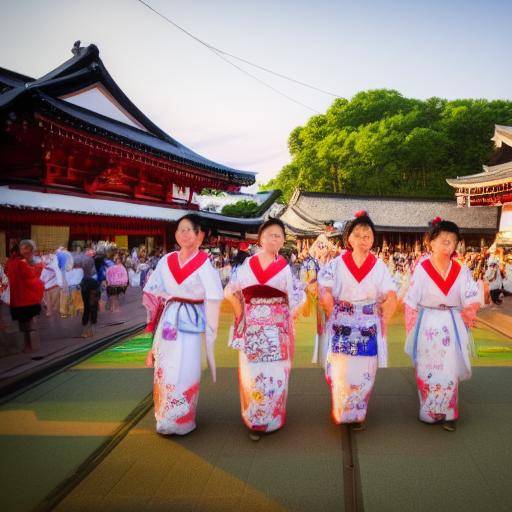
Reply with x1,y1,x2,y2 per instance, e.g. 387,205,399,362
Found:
143,258,166,297
460,266,480,308
318,259,336,289
404,266,423,310
377,262,398,296
285,265,306,312
198,259,224,383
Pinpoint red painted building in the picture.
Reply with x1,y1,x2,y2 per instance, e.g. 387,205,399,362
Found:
447,125,512,246
0,42,255,255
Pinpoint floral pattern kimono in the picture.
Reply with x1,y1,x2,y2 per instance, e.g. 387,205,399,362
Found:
319,251,396,424
404,259,479,423
228,254,304,433
143,251,223,435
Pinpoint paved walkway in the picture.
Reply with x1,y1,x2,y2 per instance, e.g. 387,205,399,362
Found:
0,287,146,387
54,367,512,512
477,295,512,339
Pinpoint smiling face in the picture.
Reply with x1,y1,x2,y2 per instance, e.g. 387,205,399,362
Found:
348,224,374,253
259,224,285,254
429,230,458,258
175,218,204,251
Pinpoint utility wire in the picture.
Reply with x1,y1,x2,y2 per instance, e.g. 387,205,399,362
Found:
136,0,336,113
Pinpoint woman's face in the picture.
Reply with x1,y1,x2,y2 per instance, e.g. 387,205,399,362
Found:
175,219,204,250
348,225,374,253
259,225,285,254
20,243,34,260
430,231,458,258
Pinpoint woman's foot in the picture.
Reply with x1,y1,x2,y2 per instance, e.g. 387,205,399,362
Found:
441,420,457,432
249,431,261,441
81,326,93,338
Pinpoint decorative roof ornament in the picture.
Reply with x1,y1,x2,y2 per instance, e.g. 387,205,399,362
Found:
71,40,82,56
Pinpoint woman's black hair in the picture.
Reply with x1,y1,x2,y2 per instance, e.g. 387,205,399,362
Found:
176,213,210,238
426,219,460,244
342,212,377,250
257,217,286,243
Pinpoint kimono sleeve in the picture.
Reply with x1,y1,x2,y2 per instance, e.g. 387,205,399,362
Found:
143,257,165,296
198,260,223,382
286,265,306,311
460,265,480,308
404,266,423,310
318,259,336,289
377,260,398,296
198,259,224,301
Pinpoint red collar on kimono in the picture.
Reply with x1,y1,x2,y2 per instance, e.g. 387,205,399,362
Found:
421,258,461,296
249,254,288,284
342,251,377,283
167,251,208,285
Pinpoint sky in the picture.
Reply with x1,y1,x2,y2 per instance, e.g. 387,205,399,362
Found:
1,0,511,189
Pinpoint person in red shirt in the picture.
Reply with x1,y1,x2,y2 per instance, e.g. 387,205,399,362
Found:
5,240,44,353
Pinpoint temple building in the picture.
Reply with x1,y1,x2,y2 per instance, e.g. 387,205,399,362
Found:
447,125,512,247
0,42,256,256
279,189,498,250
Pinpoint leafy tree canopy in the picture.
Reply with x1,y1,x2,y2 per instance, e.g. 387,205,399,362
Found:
221,200,260,217
260,89,512,201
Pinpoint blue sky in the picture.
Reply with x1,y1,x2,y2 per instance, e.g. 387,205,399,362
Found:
1,0,511,187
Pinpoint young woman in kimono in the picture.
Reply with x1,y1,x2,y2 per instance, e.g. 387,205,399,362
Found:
404,218,480,431
144,214,223,436
225,218,304,441
318,212,397,430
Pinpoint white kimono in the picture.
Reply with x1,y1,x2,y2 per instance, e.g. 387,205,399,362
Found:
227,254,304,433
319,252,396,424
404,259,479,423
144,251,223,435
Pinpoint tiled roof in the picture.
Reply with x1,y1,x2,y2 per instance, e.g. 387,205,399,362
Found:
0,44,255,186
279,189,498,234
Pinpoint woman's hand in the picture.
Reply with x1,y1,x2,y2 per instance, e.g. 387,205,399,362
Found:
145,349,155,368
319,287,334,318
379,291,398,327
461,302,479,328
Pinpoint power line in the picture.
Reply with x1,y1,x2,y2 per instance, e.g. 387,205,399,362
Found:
136,0,335,113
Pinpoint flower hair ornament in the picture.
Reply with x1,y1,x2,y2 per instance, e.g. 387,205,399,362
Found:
354,210,367,218
431,216,442,225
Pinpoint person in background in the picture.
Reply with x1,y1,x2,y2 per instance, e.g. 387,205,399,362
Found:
5,240,44,353
0,262,10,331
65,262,84,318
74,251,100,338
40,253,62,317
106,254,129,313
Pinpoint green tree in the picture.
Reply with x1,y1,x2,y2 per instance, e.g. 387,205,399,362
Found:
261,89,512,200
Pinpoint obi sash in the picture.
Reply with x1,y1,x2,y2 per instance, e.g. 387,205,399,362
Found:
329,300,379,357
150,297,205,340
230,284,291,363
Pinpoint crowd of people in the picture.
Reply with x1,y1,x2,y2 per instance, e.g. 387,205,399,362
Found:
1,229,510,357
0,241,166,353
294,240,512,308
